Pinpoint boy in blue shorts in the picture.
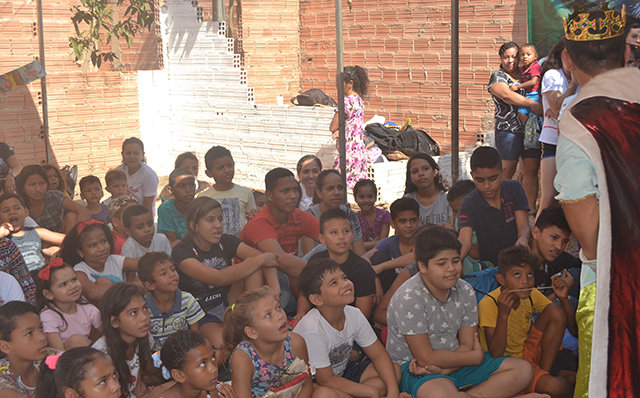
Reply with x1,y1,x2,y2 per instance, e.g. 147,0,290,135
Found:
458,146,531,267
386,225,534,398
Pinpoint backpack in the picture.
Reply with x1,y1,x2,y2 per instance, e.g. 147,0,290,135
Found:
364,123,440,157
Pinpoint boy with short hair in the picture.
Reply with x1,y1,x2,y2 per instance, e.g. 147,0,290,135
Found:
294,258,402,398
79,175,109,222
138,251,205,351
530,206,581,302
103,169,129,207
107,195,138,254
309,208,376,319
121,205,171,259
158,168,196,245
386,225,534,398
478,246,574,396
198,146,256,236
458,146,531,266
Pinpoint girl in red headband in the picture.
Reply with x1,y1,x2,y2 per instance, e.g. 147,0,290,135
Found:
37,258,103,351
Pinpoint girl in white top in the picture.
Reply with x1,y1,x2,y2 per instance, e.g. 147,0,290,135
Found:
117,137,159,217
61,220,138,303
536,40,579,219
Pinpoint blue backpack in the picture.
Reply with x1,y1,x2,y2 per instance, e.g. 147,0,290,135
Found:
462,267,499,303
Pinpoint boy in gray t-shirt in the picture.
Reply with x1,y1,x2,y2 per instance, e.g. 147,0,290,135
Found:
385,226,534,398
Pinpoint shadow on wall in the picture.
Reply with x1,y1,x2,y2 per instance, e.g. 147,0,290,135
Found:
0,84,48,167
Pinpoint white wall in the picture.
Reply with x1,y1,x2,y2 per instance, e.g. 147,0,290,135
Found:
138,0,336,189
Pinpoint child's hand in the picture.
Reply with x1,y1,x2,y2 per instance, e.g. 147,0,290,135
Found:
331,130,339,140
261,252,279,268
408,359,443,375
551,273,569,300
496,288,516,316
559,269,574,290
510,84,519,92
216,382,237,398
0,222,14,237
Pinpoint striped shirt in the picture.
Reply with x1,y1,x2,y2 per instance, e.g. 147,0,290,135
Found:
145,289,205,351
0,238,36,303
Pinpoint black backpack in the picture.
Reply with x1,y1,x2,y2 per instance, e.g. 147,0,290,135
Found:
365,123,440,157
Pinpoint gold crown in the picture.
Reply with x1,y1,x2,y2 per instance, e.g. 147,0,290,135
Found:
563,2,626,41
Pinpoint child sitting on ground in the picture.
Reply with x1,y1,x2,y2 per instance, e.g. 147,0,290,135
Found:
37,258,102,351
41,164,68,198
386,225,536,398
308,208,376,319
511,43,541,126
294,258,402,398
0,301,58,398
61,221,139,303
0,193,64,274
354,179,390,251
479,246,575,397
152,330,236,398
35,346,121,398
107,195,138,255
78,175,109,222
138,251,205,351
198,146,257,237
458,146,531,267
121,205,171,259
446,180,492,274
158,168,196,245
103,168,129,208
224,287,316,398
158,151,211,202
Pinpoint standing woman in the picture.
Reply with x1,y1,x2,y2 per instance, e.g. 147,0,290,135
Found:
488,42,542,212
117,137,159,217
536,39,578,219
329,66,370,189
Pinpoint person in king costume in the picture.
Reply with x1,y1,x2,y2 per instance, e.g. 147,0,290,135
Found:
554,3,640,397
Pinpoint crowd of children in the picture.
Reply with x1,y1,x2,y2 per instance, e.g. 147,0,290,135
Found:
4,5,636,396
0,137,583,398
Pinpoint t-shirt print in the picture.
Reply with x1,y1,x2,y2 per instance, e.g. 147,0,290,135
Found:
218,197,243,236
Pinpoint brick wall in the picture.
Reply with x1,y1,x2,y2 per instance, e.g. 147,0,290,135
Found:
235,0,302,104
0,0,159,192
298,0,527,153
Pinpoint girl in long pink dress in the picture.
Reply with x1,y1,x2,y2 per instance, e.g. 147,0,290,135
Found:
330,66,370,189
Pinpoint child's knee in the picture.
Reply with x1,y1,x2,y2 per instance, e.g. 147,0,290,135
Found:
541,304,566,328
501,357,534,387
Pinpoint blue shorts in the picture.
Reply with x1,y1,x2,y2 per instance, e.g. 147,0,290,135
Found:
518,91,539,115
495,131,541,162
400,353,506,397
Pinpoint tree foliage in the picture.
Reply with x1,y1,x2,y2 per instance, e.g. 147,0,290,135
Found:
69,0,155,68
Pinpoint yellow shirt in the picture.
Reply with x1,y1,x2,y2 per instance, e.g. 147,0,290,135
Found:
478,286,551,357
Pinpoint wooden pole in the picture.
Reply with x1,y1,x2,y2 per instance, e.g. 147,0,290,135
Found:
451,0,460,183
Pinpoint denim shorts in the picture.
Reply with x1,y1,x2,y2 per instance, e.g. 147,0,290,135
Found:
495,130,540,161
